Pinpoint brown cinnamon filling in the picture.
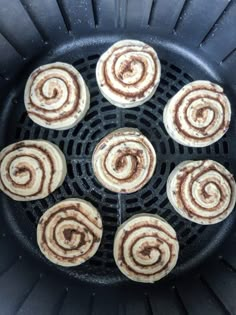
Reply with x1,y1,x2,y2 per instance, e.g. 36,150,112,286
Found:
40,204,101,263
173,86,228,141
102,46,158,99
0,143,55,197
175,163,233,219
97,139,154,187
28,67,81,122
118,224,176,277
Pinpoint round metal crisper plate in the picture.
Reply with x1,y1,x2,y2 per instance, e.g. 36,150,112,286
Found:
1,39,235,285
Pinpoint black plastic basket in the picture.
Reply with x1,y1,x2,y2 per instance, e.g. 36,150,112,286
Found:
0,0,236,314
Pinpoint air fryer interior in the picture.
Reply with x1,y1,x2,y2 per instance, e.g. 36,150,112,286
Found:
0,0,236,314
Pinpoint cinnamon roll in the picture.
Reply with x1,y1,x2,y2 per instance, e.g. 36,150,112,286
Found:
114,214,179,283
37,198,103,267
92,128,156,193
167,160,236,224
0,140,67,201
163,81,231,147
96,40,161,108
24,62,90,130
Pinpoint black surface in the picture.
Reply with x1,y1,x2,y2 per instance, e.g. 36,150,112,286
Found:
0,0,236,314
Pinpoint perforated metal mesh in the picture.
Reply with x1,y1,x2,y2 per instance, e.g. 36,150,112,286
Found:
6,53,231,283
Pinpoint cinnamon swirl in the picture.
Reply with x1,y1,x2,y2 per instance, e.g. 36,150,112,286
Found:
167,160,236,224
37,198,103,267
96,40,161,108
24,62,90,130
0,140,67,201
163,81,231,147
114,214,179,283
92,128,156,193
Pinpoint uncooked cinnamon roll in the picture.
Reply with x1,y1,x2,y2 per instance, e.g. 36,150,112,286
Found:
37,198,103,267
167,160,236,224
96,40,161,108
92,128,156,193
114,214,179,283
0,140,67,201
163,81,231,147
24,62,90,130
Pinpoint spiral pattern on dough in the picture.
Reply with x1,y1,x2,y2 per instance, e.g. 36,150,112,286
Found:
37,199,103,267
0,140,67,201
167,160,236,224
24,62,90,130
96,40,161,108
163,81,231,147
114,214,179,283
92,128,156,193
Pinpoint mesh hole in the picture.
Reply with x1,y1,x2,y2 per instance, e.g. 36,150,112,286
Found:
81,128,89,140
153,178,161,189
104,123,117,130
160,163,166,175
91,130,101,140
160,142,167,154
162,209,171,218
73,58,85,66
160,78,169,86
144,197,158,207
223,141,228,153
170,64,181,73
104,114,116,120
105,197,117,204
85,163,92,176
82,179,90,190
76,143,82,155
125,113,137,120
67,140,73,155
88,54,100,60
168,138,175,154
159,198,169,208
72,182,83,195
76,163,82,176
85,111,98,121
141,191,152,199
140,117,151,127
159,184,166,195
91,190,101,199
67,163,74,179
157,97,166,106
101,105,114,112
72,124,83,137
90,119,102,128
183,73,193,81
143,110,157,121
166,72,177,80
63,181,72,194
147,102,156,109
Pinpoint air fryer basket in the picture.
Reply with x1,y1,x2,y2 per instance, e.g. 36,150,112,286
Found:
0,0,236,314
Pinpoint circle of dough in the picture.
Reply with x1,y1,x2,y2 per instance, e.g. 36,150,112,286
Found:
163,80,231,147
0,140,67,201
24,62,90,130
92,128,156,193
37,198,103,267
114,214,179,283
167,160,236,224
96,40,161,108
